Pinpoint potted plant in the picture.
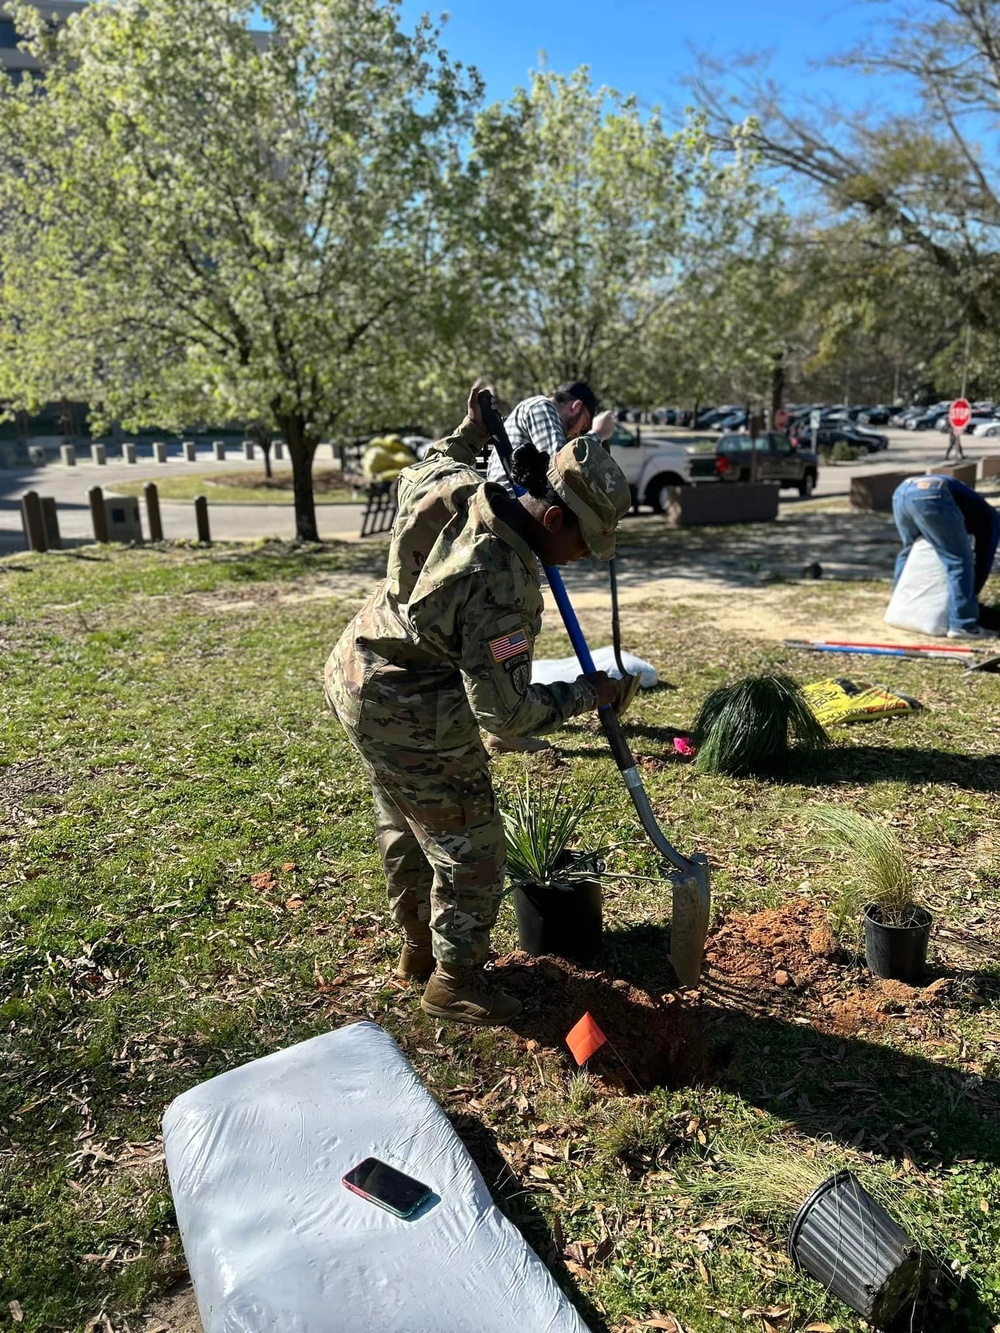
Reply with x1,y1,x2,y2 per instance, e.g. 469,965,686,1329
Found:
692,673,829,777
501,777,606,964
685,1142,930,1328
813,806,932,983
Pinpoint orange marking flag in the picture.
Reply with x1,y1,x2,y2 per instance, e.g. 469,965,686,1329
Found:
565,1012,608,1066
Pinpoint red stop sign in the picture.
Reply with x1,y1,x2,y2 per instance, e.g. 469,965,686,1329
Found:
774,407,789,431
949,398,971,430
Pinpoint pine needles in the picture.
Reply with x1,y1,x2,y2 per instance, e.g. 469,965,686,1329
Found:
692,673,829,776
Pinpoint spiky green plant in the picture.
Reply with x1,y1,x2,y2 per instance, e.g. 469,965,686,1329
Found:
812,806,915,931
500,777,604,887
692,673,829,776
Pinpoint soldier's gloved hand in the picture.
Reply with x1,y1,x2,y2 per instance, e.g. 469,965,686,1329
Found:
580,670,618,709
613,670,641,718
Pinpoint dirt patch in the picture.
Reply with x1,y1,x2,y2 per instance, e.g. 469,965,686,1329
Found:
0,758,73,825
706,898,838,992
494,952,707,1091
144,1284,201,1333
493,901,971,1089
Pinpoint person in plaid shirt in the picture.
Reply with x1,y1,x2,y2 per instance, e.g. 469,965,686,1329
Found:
485,382,616,753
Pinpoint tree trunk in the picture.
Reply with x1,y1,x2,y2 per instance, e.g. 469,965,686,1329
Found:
280,413,320,542
249,423,274,479
770,348,785,422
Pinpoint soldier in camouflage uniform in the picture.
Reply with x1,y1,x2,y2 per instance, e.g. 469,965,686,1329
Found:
326,385,631,1026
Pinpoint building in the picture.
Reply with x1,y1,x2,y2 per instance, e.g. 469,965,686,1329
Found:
0,2,87,81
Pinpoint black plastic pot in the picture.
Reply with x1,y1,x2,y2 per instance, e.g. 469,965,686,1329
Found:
513,878,603,964
864,905,932,984
788,1170,928,1327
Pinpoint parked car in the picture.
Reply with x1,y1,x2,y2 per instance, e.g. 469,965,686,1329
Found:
937,410,996,435
857,405,892,425
794,423,888,454
689,431,820,496
694,405,740,430
972,418,1000,437
714,409,748,432
606,425,693,511
906,406,949,431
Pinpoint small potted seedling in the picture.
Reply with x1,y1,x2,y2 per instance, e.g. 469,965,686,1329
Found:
501,777,606,964
686,1142,930,1328
814,806,932,983
692,673,829,777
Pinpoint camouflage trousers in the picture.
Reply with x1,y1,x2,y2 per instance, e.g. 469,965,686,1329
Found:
328,700,506,966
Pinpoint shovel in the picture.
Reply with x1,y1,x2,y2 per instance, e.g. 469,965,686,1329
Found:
478,391,710,987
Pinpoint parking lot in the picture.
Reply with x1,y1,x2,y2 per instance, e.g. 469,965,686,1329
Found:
0,424,995,553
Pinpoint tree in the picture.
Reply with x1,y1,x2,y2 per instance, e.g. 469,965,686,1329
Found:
0,0,490,540
691,0,1000,394
469,68,766,408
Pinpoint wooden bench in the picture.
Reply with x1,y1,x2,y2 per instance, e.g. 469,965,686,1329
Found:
359,480,397,537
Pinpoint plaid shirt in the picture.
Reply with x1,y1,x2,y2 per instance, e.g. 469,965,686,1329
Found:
485,394,599,492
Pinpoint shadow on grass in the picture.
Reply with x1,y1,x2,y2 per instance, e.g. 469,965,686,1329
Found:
498,948,1000,1330
804,746,1000,793
448,1111,613,1333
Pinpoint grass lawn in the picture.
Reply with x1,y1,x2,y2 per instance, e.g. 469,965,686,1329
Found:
111,467,359,504
2,528,999,1333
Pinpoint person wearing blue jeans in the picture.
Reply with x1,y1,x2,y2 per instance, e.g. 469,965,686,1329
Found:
892,475,1000,638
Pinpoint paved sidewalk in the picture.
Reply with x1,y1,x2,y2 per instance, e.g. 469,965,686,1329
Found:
0,447,372,551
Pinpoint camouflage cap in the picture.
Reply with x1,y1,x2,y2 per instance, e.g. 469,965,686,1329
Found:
547,436,631,560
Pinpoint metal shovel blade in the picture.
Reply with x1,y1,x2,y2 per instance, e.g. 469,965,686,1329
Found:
670,852,711,988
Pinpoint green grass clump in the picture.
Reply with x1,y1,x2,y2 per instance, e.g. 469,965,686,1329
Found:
812,806,916,931
683,1140,836,1223
692,673,829,776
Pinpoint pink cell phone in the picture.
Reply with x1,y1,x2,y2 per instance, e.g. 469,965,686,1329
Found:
342,1157,432,1218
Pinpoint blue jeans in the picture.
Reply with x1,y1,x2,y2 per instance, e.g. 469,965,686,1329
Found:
892,478,977,632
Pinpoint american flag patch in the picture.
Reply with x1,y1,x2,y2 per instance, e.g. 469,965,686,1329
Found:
488,629,529,662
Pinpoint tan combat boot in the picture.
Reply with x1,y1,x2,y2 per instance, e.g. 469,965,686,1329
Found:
395,915,434,984
420,962,522,1027
484,734,551,755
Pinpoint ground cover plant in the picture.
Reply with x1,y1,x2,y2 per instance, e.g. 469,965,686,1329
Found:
2,519,999,1333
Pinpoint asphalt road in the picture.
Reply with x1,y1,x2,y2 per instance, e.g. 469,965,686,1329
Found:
0,427,994,554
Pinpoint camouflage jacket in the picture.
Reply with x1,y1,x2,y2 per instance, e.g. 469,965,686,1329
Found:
327,415,596,749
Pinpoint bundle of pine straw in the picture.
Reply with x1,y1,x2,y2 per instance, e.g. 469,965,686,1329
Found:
692,673,829,776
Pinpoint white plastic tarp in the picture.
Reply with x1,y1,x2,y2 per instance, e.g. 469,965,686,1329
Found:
883,536,955,635
532,644,657,689
163,1022,589,1333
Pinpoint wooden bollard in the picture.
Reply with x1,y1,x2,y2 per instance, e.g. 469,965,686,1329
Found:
20,490,48,552
194,495,211,545
89,486,109,543
144,481,164,541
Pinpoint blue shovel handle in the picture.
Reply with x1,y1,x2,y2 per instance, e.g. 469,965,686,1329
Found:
476,391,690,874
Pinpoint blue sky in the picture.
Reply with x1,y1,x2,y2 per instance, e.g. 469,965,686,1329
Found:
396,0,905,118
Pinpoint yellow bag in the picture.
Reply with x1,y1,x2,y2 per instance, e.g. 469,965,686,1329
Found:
802,678,921,727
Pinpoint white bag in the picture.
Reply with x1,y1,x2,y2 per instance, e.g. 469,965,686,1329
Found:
163,1022,589,1333
883,536,953,635
532,644,658,688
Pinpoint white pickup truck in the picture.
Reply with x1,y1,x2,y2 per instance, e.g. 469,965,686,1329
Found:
607,425,693,513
